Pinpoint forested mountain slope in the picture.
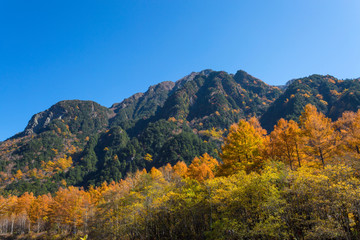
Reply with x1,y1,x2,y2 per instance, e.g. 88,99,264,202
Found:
260,74,360,130
3,104,360,239
0,69,359,195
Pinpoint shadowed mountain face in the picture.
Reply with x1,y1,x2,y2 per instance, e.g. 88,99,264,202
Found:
155,70,281,130
1,69,360,195
108,69,213,130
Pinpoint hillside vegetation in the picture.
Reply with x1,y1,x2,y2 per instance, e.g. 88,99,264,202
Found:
0,70,284,195
1,105,360,239
1,69,360,239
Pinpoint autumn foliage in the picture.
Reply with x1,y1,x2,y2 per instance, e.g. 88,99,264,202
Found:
2,104,360,239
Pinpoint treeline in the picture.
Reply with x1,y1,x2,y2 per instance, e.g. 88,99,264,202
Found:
1,104,360,239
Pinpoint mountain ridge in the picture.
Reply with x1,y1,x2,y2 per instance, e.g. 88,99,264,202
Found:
1,69,360,195
10,69,283,139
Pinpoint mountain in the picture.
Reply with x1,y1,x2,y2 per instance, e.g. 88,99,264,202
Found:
260,74,360,130
22,100,111,136
1,69,360,195
155,70,281,130
109,69,213,130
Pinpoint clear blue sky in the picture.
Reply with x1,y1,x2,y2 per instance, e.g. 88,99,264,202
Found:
1,0,359,140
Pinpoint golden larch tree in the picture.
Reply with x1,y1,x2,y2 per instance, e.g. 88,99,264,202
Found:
187,153,219,182
268,118,303,169
219,119,265,175
299,104,338,167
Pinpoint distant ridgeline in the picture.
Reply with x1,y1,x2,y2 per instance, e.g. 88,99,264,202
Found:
0,69,359,195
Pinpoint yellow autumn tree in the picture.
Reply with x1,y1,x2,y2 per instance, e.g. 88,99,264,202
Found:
14,169,23,179
199,127,224,141
219,119,265,175
150,167,164,181
144,153,153,162
56,155,73,171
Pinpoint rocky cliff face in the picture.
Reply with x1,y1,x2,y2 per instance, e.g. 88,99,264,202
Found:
25,109,62,135
23,100,111,136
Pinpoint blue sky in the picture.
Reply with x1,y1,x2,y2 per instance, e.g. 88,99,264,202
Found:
0,0,359,140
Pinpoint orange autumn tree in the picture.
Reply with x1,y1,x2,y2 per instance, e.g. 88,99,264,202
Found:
29,194,52,233
336,110,360,156
249,116,267,137
49,186,92,234
150,167,164,181
14,169,23,180
187,153,219,182
161,163,174,181
173,161,188,178
219,119,265,175
299,104,338,167
268,118,303,169
15,192,35,233
4,195,18,234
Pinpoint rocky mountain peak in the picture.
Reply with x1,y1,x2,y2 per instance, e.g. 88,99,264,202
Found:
23,100,110,136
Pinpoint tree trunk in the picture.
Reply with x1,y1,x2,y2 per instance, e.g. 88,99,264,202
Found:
319,147,325,168
11,218,14,235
